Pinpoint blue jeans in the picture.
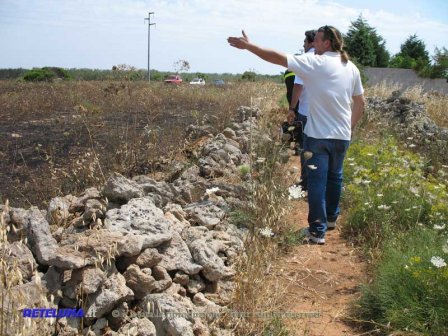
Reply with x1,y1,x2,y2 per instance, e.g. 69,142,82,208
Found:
303,136,350,238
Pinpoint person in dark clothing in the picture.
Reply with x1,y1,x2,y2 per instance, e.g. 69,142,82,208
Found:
281,61,301,153
283,69,298,111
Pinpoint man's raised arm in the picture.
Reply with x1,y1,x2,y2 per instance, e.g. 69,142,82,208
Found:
227,30,288,68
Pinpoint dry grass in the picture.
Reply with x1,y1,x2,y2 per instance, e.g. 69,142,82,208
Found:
402,85,448,128
218,91,296,335
0,80,280,208
365,81,448,128
0,201,55,334
364,80,403,99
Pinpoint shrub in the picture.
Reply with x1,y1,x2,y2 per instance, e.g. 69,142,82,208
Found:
241,71,256,82
23,68,56,82
42,67,72,79
23,67,71,82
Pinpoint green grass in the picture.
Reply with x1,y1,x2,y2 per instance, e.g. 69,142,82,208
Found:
358,228,448,335
342,136,448,335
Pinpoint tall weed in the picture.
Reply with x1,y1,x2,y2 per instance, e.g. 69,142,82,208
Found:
343,136,448,334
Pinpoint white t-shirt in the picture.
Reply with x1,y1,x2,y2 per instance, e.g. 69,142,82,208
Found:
293,48,315,118
287,51,364,140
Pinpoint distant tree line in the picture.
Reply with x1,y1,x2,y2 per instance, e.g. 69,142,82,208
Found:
0,66,283,83
344,15,447,79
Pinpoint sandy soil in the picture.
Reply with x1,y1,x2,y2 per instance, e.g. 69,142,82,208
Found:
267,155,367,336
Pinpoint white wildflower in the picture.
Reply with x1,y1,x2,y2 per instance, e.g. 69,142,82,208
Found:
409,144,416,148
433,224,446,230
407,137,414,140
349,163,355,166
377,205,391,210
259,227,274,237
367,153,374,156
347,157,354,161
404,265,409,269
410,186,420,195
377,193,383,197
430,256,447,268
362,180,371,185
205,187,220,195
288,185,306,199
307,165,317,170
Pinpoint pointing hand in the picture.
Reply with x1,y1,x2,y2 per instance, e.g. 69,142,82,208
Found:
227,30,250,49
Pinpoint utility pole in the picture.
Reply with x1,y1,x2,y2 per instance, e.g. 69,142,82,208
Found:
144,12,156,83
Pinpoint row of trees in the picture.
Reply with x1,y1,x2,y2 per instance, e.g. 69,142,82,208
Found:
0,66,283,83
344,15,447,79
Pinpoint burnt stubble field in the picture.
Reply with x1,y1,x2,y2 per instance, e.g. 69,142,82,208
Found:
0,81,279,208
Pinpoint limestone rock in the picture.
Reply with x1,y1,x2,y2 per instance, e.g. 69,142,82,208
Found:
139,293,196,336
158,231,202,275
118,317,157,336
26,207,58,265
47,197,70,225
0,241,37,282
184,201,225,229
85,272,134,319
63,266,107,299
189,239,235,282
102,172,144,204
123,265,157,297
105,197,173,249
69,187,102,213
135,248,163,268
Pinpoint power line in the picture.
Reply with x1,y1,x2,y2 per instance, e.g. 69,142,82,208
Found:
144,12,156,83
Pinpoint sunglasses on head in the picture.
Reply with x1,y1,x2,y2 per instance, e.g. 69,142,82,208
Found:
319,25,336,40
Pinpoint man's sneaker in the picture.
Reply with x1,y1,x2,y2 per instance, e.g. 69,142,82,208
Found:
300,228,325,245
327,220,337,231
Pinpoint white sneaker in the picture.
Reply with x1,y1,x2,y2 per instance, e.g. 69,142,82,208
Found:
327,220,337,231
301,228,325,245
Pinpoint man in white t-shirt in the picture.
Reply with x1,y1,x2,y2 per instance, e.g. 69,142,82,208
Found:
228,25,365,245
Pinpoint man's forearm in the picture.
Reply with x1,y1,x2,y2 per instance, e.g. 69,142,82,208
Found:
290,84,303,109
246,44,288,68
351,95,365,129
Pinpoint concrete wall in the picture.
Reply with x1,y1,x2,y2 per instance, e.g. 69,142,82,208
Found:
364,67,448,95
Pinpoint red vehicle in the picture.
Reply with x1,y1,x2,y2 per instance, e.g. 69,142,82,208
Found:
164,74,183,84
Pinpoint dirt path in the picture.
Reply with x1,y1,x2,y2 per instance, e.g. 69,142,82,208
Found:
271,155,367,336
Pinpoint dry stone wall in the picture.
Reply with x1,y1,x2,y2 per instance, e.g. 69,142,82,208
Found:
1,106,263,336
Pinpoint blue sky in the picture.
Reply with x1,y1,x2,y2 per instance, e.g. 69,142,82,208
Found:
0,0,447,74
